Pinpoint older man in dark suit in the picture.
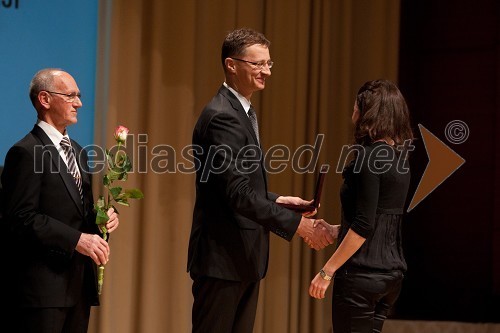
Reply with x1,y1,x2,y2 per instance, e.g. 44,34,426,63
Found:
187,28,334,333
1,68,119,333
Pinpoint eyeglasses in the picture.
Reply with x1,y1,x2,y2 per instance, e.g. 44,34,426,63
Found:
44,91,82,103
230,57,273,70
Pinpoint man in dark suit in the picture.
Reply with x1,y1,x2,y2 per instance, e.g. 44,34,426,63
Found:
187,28,334,333
1,68,119,333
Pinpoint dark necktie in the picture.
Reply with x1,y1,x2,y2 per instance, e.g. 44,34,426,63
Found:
60,137,83,200
248,106,260,145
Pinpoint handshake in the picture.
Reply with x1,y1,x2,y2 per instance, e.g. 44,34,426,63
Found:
276,196,339,250
296,217,338,250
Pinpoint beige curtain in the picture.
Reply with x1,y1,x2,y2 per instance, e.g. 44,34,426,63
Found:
89,0,400,332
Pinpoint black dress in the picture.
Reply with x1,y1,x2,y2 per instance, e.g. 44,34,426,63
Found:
332,142,411,333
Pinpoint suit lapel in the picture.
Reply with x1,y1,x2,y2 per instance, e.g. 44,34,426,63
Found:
218,86,269,190
219,86,260,146
31,126,84,215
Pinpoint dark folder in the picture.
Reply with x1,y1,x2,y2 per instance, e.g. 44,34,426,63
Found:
277,165,329,213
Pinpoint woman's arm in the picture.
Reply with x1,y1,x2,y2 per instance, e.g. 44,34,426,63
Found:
309,228,366,299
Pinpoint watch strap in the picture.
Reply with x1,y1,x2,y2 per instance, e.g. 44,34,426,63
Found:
319,269,333,281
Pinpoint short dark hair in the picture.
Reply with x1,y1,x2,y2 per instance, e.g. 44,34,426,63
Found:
354,79,414,146
221,28,270,68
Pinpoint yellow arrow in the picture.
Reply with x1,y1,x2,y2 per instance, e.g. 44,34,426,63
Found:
407,124,466,212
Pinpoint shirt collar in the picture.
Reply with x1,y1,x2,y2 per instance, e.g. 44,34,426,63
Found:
223,82,252,115
36,119,69,147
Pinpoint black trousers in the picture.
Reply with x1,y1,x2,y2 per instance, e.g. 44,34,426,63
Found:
191,275,260,333
332,267,404,333
11,294,91,333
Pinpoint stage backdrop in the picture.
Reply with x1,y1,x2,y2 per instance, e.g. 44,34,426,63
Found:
0,0,98,164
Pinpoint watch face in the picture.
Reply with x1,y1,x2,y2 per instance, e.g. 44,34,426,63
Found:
320,269,331,280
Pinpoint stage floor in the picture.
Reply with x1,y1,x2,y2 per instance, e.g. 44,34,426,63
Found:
384,320,500,333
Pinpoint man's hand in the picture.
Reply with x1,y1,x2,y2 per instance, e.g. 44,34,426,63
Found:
105,207,119,233
76,233,110,265
304,220,339,249
276,196,317,217
276,196,311,205
296,217,334,250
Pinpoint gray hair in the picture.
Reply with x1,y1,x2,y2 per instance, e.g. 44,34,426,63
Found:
29,68,63,107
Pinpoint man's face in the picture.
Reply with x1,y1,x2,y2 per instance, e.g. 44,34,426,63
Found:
42,72,82,132
231,44,271,99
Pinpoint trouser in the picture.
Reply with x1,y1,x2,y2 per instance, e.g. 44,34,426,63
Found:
11,291,91,333
332,267,404,333
191,275,260,333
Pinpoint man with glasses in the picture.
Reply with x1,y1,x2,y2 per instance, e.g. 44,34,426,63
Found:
1,68,119,333
187,28,334,333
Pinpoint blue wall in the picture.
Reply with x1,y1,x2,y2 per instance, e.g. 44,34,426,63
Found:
0,0,99,164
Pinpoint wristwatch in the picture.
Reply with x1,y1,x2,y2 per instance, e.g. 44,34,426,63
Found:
319,269,333,281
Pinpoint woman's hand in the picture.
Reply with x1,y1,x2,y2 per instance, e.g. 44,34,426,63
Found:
309,271,333,299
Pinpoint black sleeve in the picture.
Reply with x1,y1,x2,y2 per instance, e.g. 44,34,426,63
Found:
202,112,301,240
350,150,380,239
2,145,81,256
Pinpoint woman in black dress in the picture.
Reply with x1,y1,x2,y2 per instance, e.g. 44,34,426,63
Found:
309,79,414,333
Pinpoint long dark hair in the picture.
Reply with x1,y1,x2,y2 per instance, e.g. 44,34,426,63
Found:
354,79,413,146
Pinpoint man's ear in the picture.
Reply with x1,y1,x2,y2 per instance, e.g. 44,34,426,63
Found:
38,91,51,109
225,58,237,74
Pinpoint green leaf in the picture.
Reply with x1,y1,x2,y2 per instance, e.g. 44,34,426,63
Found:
95,207,109,225
106,149,114,167
122,155,132,173
95,196,106,210
115,153,126,166
110,166,123,174
115,199,130,207
107,169,122,182
125,188,144,199
109,186,123,199
103,174,111,186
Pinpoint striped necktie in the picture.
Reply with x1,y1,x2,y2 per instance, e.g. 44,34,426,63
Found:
60,137,83,200
248,106,260,145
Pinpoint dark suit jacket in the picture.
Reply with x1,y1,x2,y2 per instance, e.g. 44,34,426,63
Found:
1,125,99,307
187,85,301,282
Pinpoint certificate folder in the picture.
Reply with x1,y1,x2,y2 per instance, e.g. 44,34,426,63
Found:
277,165,328,213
